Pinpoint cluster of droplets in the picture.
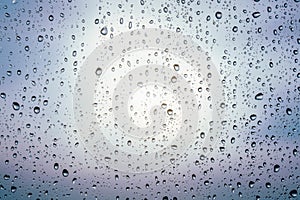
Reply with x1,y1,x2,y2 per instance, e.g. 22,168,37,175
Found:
0,0,299,199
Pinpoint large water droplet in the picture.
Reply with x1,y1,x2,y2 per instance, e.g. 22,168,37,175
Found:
290,190,298,198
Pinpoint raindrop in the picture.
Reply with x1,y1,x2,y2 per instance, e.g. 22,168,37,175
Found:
231,137,235,144
12,102,20,111
167,109,173,115
293,149,297,156
62,169,69,177
273,164,280,172
250,114,257,121
255,93,263,100
173,64,180,71
33,106,40,114
11,186,17,193
171,76,177,83
100,26,108,35
48,15,54,21
38,35,44,42
3,174,10,180
95,67,102,76
249,181,255,188
215,11,222,19
232,26,238,32
0,93,6,99
265,182,271,188
252,12,261,18
286,108,292,115
54,163,59,170
290,190,298,198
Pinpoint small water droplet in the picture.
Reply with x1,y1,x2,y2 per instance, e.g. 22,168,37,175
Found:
54,163,59,170
167,109,173,115
38,35,44,42
33,106,40,114
249,181,255,188
171,76,177,83
62,169,69,177
12,102,20,111
48,15,54,21
231,137,235,144
173,64,180,71
250,114,257,121
286,108,292,115
215,11,222,19
255,93,263,100
3,174,10,180
11,186,17,193
265,182,271,188
95,67,102,76
100,26,108,35
252,12,261,18
0,93,6,99
104,156,111,161
274,164,280,172
293,149,297,156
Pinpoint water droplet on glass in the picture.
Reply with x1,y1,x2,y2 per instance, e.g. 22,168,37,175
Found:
171,76,177,83
255,93,263,100
265,182,271,188
62,169,69,177
12,102,20,111
48,15,54,21
286,108,292,115
11,186,17,193
33,106,40,114
95,67,102,76
250,114,257,121
0,93,6,99
38,35,44,42
252,12,261,18
249,181,255,188
173,64,180,71
100,26,108,35
215,11,222,19
54,163,59,170
290,190,298,198
273,164,280,172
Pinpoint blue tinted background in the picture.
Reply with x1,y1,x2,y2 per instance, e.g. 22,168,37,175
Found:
0,0,299,199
